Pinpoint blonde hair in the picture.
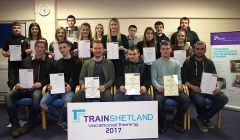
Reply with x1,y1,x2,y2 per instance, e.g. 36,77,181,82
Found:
94,24,104,40
79,23,92,40
107,18,121,42
175,29,189,50
55,26,67,43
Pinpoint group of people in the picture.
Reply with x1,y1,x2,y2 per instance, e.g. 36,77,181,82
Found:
2,15,228,138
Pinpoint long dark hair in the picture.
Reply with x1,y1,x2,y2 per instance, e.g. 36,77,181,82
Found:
28,22,43,40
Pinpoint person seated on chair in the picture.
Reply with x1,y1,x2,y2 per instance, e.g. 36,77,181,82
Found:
40,40,81,131
5,40,53,138
113,46,151,101
151,41,190,134
72,40,115,102
181,41,228,132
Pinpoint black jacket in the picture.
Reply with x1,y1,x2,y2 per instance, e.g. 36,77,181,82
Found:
118,60,151,90
54,57,82,92
18,55,54,89
181,55,216,87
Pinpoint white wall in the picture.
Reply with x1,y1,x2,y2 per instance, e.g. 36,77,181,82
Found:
1,0,240,57
56,0,240,19
0,0,35,21
0,0,239,94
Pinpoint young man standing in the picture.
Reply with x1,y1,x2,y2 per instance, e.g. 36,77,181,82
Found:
113,47,151,101
171,17,199,47
65,15,79,43
127,25,139,47
154,21,169,45
72,40,115,102
181,41,228,132
2,22,26,90
151,41,189,134
5,40,53,138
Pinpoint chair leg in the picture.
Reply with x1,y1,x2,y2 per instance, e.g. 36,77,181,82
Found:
188,106,191,130
42,110,47,129
184,111,187,130
217,110,221,128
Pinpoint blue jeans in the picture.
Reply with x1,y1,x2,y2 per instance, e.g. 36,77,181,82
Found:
189,91,228,121
40,91,74,122
5,89,42,127
113,89,152,101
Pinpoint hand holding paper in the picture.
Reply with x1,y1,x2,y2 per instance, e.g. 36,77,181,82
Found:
200,72,217,94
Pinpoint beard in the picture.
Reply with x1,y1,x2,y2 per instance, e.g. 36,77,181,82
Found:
194,53,204,58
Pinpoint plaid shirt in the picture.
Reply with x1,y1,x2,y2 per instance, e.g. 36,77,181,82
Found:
66,26,79,42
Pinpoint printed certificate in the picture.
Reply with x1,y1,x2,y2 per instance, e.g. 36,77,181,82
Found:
78,40,91,58
163,75,179,96
53,43,63,60
143,47,156,64
200,72,217,94
173,50,186,67
125,73,140,95
107,42,119,59
85,77,100,98
19,69,34,89
50,73,65,94
30,40,36,56
9,45,22,61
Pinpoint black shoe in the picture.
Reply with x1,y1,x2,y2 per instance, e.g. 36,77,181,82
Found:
171,121,185,133
11,128,22,138
159,124,168,134
57,121,68,132
17,123,32,134
196,118,208,132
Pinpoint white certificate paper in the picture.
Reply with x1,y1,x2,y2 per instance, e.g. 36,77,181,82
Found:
50,73,65,94
9,45,22,61
85,77,100,98
125,73,140,95
200,72,217,94
53,44,63,60
163,75,179,96
78,40,91,58
173,50,186,67
30,40,36,56
143,47,156,64
107,42,119,59
19,69,34,89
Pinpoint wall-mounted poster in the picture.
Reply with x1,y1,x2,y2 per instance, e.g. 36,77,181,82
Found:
211,31,240,111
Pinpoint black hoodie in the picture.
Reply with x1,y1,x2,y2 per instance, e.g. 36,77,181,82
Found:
181,55,216,87
118,60,151,90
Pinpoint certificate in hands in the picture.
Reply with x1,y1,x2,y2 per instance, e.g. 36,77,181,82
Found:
9,45,22,61
30,40,36,56
85,77,100,98
19,69,34,89
173,50,186,67
200,72,217,94
143,47,156,65
53,44,63,60
163,75,179,96
125,73,140,95
107,42,119,59
50,73,65,94
78,40,91,58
